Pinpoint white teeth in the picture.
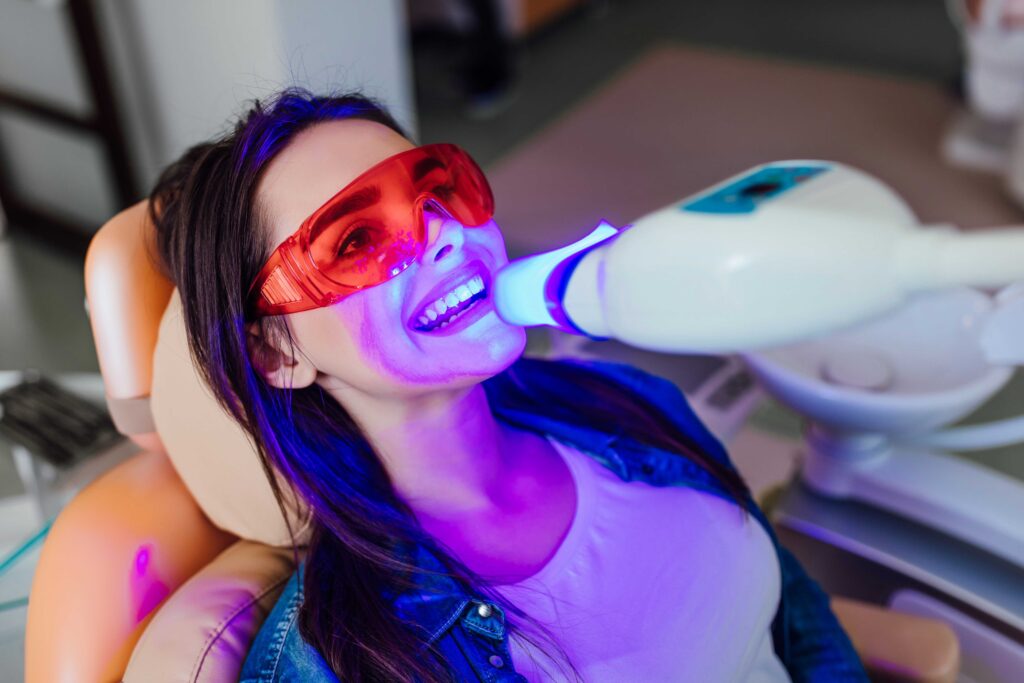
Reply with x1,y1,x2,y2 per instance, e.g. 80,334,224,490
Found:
416,274,489,331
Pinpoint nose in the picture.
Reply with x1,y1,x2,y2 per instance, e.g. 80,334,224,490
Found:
421,210,466,264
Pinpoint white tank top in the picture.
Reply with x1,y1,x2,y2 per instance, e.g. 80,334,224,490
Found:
494,438,791,682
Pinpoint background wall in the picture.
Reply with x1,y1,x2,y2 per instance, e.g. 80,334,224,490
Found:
0,0,416,232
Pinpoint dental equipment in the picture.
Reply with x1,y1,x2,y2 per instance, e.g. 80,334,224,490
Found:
494,161,1024,354
743,286,1024,568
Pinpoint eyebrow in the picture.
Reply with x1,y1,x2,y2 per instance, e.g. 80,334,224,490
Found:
327,185,382,217
412,157,445,181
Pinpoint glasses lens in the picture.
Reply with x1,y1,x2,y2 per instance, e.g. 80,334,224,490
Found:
306,145,493,288
422,146,493,226
306,189,419,288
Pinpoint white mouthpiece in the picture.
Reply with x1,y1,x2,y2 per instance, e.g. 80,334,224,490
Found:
493,222,619,330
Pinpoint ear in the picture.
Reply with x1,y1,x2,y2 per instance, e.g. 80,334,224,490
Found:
245,320,318,390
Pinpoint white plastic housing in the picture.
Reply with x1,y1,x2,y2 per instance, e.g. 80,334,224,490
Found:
575,161,1024,352
496,160,1024,355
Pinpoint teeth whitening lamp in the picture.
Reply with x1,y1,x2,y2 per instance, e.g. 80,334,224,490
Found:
495,161,1024,568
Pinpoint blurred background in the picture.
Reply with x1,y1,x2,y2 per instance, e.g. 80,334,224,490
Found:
0,0,994,375
2,1,1024,681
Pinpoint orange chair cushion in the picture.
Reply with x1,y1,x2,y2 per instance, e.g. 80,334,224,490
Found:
832,597,960,683
123,540,295,682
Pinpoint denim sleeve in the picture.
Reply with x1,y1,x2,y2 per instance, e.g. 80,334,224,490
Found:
773,546,868,682
240,570,339,683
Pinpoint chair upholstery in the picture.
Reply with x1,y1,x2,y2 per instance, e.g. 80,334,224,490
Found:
25,201,298,683
151,291,311,547
123,540,296,683
23,449,237,683
82,200,172,454
832,597,960,683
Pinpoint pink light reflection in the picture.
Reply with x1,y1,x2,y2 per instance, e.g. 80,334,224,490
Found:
131,543,170,623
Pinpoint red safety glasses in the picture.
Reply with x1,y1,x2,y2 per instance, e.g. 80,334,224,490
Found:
246,143,494,318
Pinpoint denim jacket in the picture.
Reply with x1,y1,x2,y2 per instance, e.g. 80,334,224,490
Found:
241,359,868,682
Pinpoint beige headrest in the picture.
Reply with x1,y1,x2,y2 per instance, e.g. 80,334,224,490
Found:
151,291,311,546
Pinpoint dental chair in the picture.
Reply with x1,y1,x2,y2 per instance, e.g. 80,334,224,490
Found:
22,202,960,682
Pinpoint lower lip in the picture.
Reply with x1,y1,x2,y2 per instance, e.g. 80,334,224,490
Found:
415,293,495,338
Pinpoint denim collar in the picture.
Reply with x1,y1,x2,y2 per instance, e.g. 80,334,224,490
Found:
389,418,620,649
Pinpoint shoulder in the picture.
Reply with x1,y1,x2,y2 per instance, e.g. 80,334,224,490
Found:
240,569,338,682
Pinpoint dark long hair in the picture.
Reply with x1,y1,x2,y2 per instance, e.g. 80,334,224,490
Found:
151,89,749,682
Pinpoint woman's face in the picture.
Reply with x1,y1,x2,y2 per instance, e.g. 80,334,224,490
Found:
254,119,527,398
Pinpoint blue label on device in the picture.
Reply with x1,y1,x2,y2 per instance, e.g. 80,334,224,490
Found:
681,164,829,214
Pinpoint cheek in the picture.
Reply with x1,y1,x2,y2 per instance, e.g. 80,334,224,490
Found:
474,221,510,263
348,289,405,362
288,301,385,388
328,284,420,384
289,309,350,360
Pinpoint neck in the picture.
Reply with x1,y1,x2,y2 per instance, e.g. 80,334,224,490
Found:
330,383,517,516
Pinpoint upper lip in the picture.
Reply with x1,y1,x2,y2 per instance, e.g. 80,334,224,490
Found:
407,259,490,328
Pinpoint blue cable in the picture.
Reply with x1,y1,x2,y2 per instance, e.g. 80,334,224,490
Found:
0,519,53,579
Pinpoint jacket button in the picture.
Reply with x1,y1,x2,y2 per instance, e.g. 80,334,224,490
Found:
488,655,504,668
477,603,493,618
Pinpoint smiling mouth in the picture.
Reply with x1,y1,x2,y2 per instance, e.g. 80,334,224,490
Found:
409,272,490,333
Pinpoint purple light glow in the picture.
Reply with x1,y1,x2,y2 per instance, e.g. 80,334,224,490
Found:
134,545,150,575
131,543,170,623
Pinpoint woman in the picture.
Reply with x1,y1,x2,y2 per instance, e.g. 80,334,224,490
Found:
151,89,866,682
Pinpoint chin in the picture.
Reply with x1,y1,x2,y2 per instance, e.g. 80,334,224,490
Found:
488,325,528,368
476,325,528,370
444,325,527,384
